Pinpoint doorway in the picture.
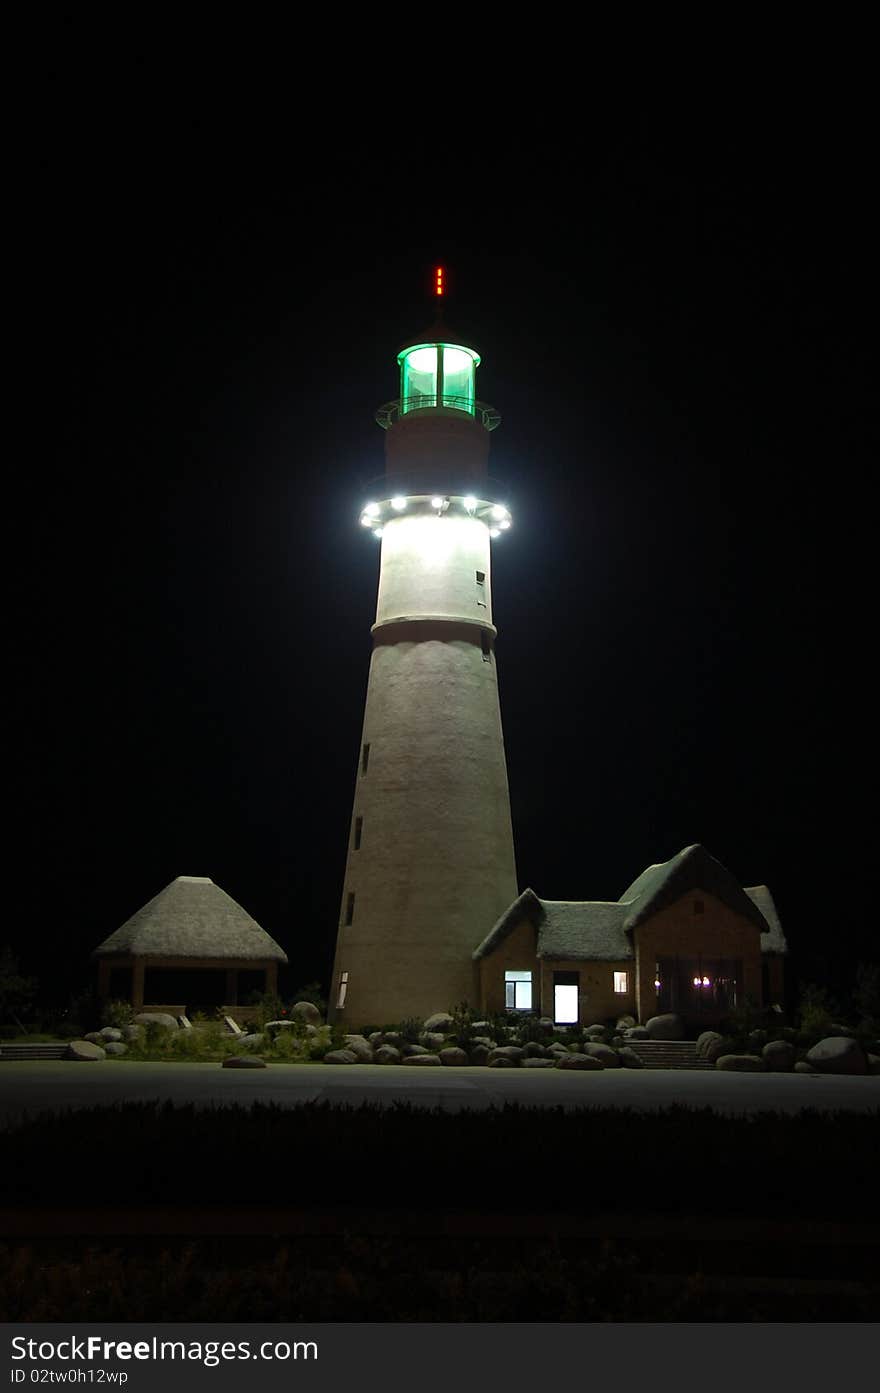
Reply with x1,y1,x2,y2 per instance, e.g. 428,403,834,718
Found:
553,971,579,1024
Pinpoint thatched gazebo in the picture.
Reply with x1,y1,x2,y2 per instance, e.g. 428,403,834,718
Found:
92,875,288,1016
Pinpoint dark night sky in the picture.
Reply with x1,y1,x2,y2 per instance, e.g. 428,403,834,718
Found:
9,102,872,1005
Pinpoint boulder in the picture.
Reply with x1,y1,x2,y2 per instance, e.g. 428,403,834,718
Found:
806,1037,867,1075
323,1050,358,1064
616,1015,636,1030
762,1039,796,1072
538,1018,555,1031
645,1014,684,1041
66,1040,106,1061
423,1012,455,1033
291,1001,322,1026
618,1047,644,1068
556,1053,603,1070
439,1047,469,1067
624,1026,650,1040
380,1031,402,1046
522,1057,556,1068
368,1031,383,1044
84,1032,104,1045
611,1036,625,1048
523,1042,547,1058
747,1029,768,1048
343,1034,374,1062
583,1042,621,1067
795,1061,818,1074
374,1045,401,1064
402,1053,442,1066
104,1041,127,1056
586,1024,607,1037
420,1032,447,1051
401,1043,428,1057
716,1054,765,1072
547,1042,569,1055
470,1044,491,1066
696,1030,724,1059
121,1024,143,1042
134,1013,178,1029
489,1056,517,1067
471,1021,491,1032
706,1037,734,1064
265,1020,297,1033
238,1033,265,1047
470,1036,495,1048
222,1055,267,1069
488,1046,525,1065
99,1027,123,1042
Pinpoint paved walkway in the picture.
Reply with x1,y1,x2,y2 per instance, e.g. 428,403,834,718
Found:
0,1060,877,1123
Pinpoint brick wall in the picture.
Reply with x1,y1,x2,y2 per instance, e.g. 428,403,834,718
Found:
633,891,763,1022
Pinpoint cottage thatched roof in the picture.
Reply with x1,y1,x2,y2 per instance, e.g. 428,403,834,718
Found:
474,845,785,961
92,876,288,963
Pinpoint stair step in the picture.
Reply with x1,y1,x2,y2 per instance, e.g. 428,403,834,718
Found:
0,1043,69,1060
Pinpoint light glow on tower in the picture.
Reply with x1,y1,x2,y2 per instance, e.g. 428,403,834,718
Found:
435,266,444,296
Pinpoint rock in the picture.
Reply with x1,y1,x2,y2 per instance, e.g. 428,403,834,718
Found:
104,1041,127,1056
866,1054,880,1075
266,1020,297,1033
291,1001,322,1025
401,1043,428,1057
706,1037,733,1064
402,1053,442,1066
470,1036,495,1048
523,1042,547,1058
238,1033,266,1047
439,1047,469,1066
747,1029,768,1047
470,1044,491,1066
624,1026,650,1040
488,1046,525,1065
323,1049,358,1064
556,1053,603,1070
795,1061,818,1074
806,1037,867,1075
583,1042,621,1067
471,1021,491,1032
645,1014,684,1041
716,1054,765,1071
99,1027,123,1042
611,1035,624,1048
696,1030,724,1059
66,1040,106,1061
379,1031,402,1046
222,1056,267,1068
420,1032,447,1051
585,1024,607,1037
547,1042,569,1055
343,1034,374,1062
374,1045,401,1064
489,1056,517,1067
618,1047,644,1068
121,1024,143,1042
84,1032,104,1045
369,1031,383,1043
616,1015,636,1030
762,1039,796,1072
423,1012,455,1033
522,1057,556,1069
134,1013,178,1030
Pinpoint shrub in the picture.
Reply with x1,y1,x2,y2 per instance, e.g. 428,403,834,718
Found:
307,1024,346,1060
244,991,285,1031
100,999,133,1029
288,981,328,1016
797,983,837,1043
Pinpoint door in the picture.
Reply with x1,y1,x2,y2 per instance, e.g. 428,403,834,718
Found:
553,971,579,1024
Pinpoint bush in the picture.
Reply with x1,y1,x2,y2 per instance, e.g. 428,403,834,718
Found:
288,982,328,1017
306,1024,346,1061
244,992,285,1031
100,999,133,1029
797,983,837,1043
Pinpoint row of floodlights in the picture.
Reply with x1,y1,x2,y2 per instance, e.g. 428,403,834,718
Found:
359,496,512,539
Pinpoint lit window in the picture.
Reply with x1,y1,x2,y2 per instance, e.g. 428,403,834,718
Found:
354,816,363,850
336,972,348,1009
505,970,532,1010
345,893,355,926
613,971,628,994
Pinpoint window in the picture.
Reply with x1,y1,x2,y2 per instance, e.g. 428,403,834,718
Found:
336,972,348,1010
354,816,363,850
475,571,486,608
480,631,491,662
345,893,355,926
694,899,704,915
505,970,532,1010
613,971,628,994
361,742,370,775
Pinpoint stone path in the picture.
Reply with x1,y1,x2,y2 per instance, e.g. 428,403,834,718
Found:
0,1060,876,1125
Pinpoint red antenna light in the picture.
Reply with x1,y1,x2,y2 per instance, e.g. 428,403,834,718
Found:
434,265,445,297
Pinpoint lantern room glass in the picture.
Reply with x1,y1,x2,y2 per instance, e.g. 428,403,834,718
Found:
401,346,438,411
399,343,479,417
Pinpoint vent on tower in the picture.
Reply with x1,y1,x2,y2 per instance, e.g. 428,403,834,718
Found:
354,817,363,850
345,893,355,926
361,743,370,775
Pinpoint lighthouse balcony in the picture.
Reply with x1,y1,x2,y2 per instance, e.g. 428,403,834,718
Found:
375,397,501,431
359,490,512,539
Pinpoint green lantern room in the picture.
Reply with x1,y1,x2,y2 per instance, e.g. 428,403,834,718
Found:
398,341,480,415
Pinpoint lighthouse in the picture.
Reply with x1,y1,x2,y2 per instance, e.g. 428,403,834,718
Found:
329,274,518,1026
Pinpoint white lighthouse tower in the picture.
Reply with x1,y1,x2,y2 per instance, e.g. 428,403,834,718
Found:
329,273,518,1026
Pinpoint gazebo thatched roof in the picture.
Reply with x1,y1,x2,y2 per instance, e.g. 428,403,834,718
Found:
91,876,288,963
